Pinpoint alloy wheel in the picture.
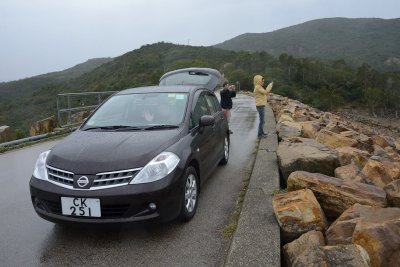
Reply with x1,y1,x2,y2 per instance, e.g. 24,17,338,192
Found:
185,173,197,213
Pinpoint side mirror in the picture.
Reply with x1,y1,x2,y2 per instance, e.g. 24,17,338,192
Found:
199,115,215,127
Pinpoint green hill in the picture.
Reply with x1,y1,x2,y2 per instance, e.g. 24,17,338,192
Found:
1,42,399,137
215,17,400,71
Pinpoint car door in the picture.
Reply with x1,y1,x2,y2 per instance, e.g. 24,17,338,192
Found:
190,92,218,180
204,93,225,161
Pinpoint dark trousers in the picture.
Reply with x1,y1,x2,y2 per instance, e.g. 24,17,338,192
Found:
256,106,265,137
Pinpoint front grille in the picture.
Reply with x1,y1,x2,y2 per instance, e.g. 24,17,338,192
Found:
45,165,141,190
93,169,140,188
47,165,74,186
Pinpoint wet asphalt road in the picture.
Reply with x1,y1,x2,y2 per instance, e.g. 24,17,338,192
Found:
0,94,258,267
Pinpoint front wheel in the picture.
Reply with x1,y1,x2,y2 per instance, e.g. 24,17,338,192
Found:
219,136,229,165
179,166,199,222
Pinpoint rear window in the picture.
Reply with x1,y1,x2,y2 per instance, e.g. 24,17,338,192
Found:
161,71,212,86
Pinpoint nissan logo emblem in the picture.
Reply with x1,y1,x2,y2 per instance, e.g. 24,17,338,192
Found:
77,176,89,188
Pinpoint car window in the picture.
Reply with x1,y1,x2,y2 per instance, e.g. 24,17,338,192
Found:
190,95,210,129
211,95,222,112
204,94,220,115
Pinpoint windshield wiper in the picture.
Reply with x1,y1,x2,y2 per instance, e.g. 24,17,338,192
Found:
144,125,179,130
114,126,144,131
82,126,143,131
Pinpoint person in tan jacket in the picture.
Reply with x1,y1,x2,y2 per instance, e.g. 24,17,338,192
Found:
253,75,273,138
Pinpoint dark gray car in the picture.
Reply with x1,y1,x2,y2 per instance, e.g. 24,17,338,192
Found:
30,85,230,223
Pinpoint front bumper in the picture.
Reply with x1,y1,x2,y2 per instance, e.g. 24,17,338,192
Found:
29,170,183,224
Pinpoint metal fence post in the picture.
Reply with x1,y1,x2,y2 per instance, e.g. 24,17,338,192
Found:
67,95,71,125
56,95,61,127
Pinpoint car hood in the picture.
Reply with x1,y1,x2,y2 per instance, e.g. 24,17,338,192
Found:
47,129,183,174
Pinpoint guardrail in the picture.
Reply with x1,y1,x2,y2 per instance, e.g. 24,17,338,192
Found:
1,91,119,149
0,130,70,148
57,91,117,127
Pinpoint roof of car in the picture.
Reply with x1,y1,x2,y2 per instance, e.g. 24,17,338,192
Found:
116,85,205,95
160,67,222,79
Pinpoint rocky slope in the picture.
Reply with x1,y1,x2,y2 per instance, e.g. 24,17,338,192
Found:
268,93,400,267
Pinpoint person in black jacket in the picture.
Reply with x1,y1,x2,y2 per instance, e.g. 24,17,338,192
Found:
220,82,236,134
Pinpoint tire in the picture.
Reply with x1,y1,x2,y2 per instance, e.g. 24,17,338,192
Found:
219,136,229,165
179,166,199,222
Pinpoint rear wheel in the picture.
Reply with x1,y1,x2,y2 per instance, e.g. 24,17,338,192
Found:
179,166,199,221
219,136,229,165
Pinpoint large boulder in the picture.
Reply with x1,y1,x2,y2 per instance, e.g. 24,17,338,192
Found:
316,129,358,149
277,114,294,124
291,244,371,267
395,138,400,152
276,121,302,140
373,135,395,148
292,107,311,122
299,121,321,139
361,159,400,188
29,116,55,136
71,110,91,124
272,189,327,242
383,179,400,207
283,230,325,266
277,138,340,182
326,204,400,267
335,129,374,153
325,120,356,134
287,171,387,218
0,126,14,142
336,146,371,168
373,145,400,162
335,164,363,181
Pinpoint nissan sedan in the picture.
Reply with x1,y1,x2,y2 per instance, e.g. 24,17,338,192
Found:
30,85,229,223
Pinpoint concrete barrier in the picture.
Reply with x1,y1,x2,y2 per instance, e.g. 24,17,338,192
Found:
225,104,281,266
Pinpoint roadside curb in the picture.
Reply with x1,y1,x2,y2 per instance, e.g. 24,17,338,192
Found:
224,104,281,266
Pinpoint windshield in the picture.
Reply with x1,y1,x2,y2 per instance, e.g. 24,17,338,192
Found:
161,71,212,86
82,92,188,130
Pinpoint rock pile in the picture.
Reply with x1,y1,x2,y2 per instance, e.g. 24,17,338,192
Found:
29,116,55,136
269,93,400,267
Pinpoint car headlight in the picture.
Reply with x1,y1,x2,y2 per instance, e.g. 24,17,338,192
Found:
130,152,180,184
33,150,50,180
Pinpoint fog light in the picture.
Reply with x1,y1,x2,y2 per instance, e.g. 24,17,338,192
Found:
34,198,45,211
149,203,157,210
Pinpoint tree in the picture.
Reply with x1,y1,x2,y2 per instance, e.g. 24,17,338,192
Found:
363,87,384,117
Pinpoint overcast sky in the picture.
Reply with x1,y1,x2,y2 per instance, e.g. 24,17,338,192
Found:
0,0,399,82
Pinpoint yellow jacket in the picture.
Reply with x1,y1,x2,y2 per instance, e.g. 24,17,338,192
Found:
253,75,273,106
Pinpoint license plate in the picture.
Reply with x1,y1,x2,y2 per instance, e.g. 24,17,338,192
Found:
61,197,101,217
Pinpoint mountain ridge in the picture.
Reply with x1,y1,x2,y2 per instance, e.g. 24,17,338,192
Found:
214,17,400,70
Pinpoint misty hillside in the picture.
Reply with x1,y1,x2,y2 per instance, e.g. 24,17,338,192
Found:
215,17,400,71
0,57,113,98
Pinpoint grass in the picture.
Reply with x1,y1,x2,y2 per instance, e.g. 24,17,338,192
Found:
222,139,259,239
272,188,287,196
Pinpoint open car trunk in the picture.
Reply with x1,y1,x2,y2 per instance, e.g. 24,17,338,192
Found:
159,68,223,91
